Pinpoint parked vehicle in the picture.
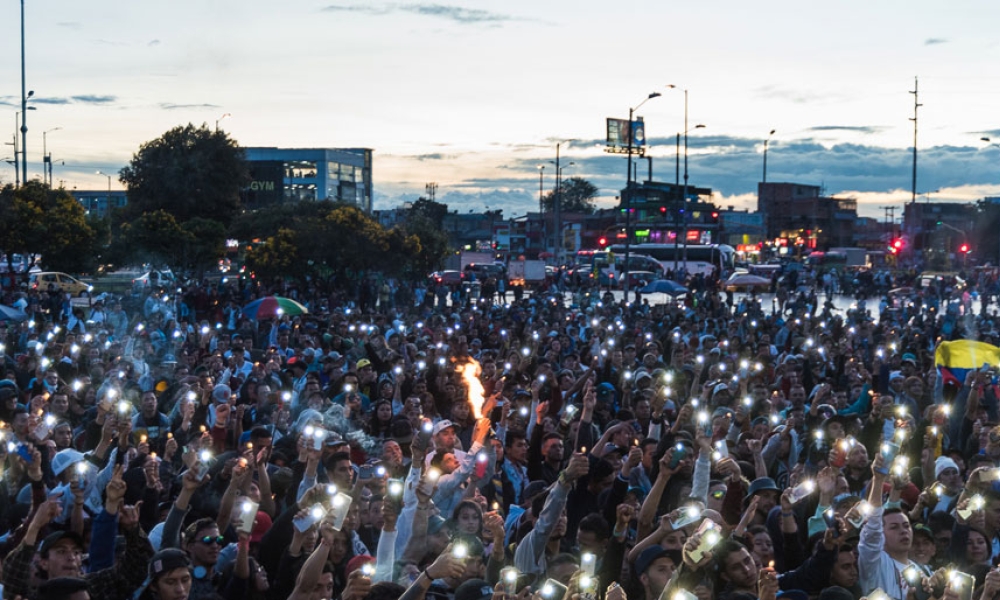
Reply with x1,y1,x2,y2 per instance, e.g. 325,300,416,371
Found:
29,272,93,296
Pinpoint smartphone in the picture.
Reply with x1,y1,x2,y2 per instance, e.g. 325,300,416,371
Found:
329,492,353,531
669,505,702,530
688,520,721,563
822,508,839,533
664,591,697,600
386,479,405,511
474,452,488,478
668,444,688,469
950,572,975,600
538,579,569,600
867,589,890,600
236,500,259,535
16,443,34,463
418,468,440,496
501,567,519,596
414,421,433,452
580,552,597,577
193,450,213,479
33,415,55,441
358,463,375,480
846,500,872,529
903,566,931,600
788,480,816,504
876,442,899,475
712,440,729,462
560,404,578,427
293,503,328,532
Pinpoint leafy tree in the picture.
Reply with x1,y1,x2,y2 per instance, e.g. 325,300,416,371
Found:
0,182,100,276
409,197,449,228
115,210,193,267
119,123,250,224
245,228,306,283
180,218,228,273
401,215,451,275
542,177,598,214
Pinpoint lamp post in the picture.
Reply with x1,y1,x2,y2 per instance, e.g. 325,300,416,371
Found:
548,160,574,263
762,129,776,183
20,0,30,186
670,122,705,273
96,171,113,243
216,113,231,132
43,127,61,186
623,91,661,296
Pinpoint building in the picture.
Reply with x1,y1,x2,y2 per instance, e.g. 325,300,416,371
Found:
757,182,857,250
902,201,978,268
617,180,720,245
718,209,765,258
71,190,128,218
243,147,373,212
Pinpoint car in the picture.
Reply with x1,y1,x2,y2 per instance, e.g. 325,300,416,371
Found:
29,272,93,296
429,270,465,286
132,269,176,289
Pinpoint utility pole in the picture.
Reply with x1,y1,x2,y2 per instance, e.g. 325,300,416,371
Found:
425,182,437,202
881,205,897,239
909,77,921,205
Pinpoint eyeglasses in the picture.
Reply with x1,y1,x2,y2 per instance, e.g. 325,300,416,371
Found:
199,535,226,545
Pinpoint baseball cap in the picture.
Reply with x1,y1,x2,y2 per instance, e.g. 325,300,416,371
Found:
212,384,232,403
712,383,731,397
357,358,372,369
51,449,85,477
148,548,191,580
455,579,495,600
345,554,375,577
39,531,85,556
432,420,456,436
634,545,681,575
250,511,272,544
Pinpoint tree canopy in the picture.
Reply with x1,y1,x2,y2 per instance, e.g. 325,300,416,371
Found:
119,123,250,224
0,182,101,274
542,177,599,214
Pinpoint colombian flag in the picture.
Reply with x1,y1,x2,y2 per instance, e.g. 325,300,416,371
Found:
934,340,1000,387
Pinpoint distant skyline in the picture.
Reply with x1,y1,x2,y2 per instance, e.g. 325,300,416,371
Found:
2,1,1000,219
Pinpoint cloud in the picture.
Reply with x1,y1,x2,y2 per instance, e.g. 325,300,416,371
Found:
322,3,520,26
753,85,835,105
71,95,117,104
807,125,888,135
0,97,16,107
31,97,72,105
159,103,221,110
411,153,457,161
148,39,161,47
925,38,949,45
57,22,81,30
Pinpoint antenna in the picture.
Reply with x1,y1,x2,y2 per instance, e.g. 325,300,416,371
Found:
425,182,437,202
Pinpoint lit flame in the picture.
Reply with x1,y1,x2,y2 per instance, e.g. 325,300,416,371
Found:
458,358,486,419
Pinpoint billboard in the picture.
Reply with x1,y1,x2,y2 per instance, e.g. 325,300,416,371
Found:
606,117,646,153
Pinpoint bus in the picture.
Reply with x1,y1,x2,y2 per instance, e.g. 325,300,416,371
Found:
607,243,735,277
572,249,664,285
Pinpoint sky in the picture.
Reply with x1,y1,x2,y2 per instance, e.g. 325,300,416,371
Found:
2,1,1000,220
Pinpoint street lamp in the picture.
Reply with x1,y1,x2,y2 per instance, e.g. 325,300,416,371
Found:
20,0,30,186
762,129,776,183
43,127,61,186
549,160,575,261
623,91,661,296
216,113,232,132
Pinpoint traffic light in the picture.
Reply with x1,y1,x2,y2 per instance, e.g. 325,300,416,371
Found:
598,237,608,248
888,238,904,254
960,243,971,254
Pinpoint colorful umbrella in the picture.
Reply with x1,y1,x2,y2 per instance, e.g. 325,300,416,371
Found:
241,296,308,320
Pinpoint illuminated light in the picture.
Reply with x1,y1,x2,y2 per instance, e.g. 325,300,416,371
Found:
310,506,324,519
199,450,212,462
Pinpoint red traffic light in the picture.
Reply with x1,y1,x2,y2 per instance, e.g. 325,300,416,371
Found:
888,238,904,254
598,237,608,248
960,243,970,253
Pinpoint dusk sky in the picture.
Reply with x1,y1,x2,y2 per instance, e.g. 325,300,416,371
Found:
2,1,1000,219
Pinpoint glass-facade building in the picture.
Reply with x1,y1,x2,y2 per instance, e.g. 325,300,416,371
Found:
244,147,373,212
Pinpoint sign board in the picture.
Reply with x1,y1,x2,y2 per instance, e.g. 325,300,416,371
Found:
605,117,646,155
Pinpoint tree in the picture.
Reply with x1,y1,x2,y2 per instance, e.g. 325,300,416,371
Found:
0,182,100,276
119,124,250,224
114,210,194,267
542,177,598,214
246,228,306,283
409,197,449,228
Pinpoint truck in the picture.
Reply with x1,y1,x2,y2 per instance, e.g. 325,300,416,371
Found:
444,251,495,272
827,248,869,268
508,259,547,287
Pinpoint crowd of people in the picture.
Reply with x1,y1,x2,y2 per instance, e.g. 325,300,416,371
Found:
0,265,999,600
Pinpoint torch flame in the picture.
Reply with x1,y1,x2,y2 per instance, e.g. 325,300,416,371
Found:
459,358,486,419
